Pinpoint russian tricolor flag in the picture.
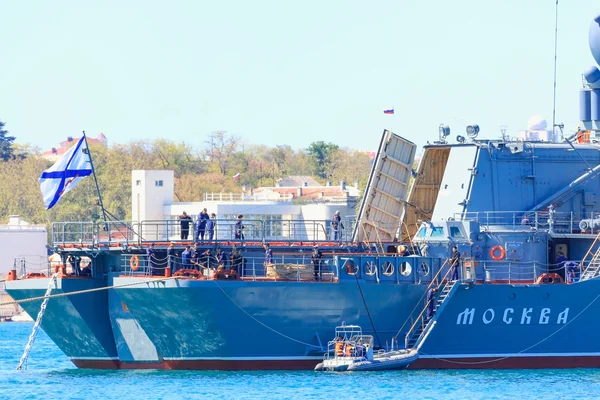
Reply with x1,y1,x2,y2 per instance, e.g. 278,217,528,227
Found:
383,109,394,115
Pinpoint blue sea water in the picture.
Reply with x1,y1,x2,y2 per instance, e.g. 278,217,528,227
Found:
1,323,600,400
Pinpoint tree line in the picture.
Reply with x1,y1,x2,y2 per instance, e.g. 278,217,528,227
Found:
0,121,373,228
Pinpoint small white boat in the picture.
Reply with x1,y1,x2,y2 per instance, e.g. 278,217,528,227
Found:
314,324,419,372
347,348,418,371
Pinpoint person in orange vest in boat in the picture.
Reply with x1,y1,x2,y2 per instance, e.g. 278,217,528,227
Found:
334,336,344,356
345,342,354,357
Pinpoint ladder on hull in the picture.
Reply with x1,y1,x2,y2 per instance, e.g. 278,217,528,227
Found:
579,230,600,281
404,277,459,350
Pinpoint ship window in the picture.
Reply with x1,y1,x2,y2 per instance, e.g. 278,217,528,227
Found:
449,226,464,238
344,259,358,275
135,180,141,186
364,261,376,276
417,227,427,238
382,261,394,276
431,227,444,237
155,180,163,187
400,261,412,276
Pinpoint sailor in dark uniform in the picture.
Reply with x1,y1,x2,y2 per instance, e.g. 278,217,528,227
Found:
311,246,323,280
426,288,438,320
450,246,460,280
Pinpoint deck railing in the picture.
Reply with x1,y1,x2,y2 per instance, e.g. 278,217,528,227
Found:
456,210,600,235
52,217,356,246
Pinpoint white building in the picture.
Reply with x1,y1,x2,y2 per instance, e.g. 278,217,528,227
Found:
0,216,47,319
0,216,47,277
131,170,360,241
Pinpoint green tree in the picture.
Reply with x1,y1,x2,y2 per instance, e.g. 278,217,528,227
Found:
0,120,16,161
306,141,339,179
204,131,242,175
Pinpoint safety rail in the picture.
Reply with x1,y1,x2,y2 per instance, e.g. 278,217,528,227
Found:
476,259,585,284
52,217,355,246
13,257,53,278
577,228,600,281
457,210,600,235
119,253,339,282
203,192,294,202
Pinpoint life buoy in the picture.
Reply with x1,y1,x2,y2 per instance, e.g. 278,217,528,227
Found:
129,255,140,271
490,245,505,261
536,273,564,284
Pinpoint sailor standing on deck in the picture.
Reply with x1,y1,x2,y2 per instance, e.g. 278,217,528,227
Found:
195,208,210,242
235,215,245,241
312,245,323,281
167,242,176,272
263,243,273,267
181,246,191,269
450,246,460,280
331,211,344,241
207,213,217,241
146,243,157,275
179,211,193,240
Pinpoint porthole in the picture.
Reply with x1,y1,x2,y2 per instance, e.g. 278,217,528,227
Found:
345,259,358,275
400,261,413,277
364,261,377,276
382,261,394,276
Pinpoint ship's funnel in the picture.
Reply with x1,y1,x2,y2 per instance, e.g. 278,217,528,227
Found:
579,14,600,132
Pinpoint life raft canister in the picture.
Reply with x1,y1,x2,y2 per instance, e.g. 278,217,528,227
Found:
490,245,505,261
536,273,565,284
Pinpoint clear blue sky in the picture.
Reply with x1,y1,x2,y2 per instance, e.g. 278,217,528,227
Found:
1,1,598,153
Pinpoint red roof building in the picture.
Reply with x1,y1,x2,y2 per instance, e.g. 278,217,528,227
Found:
42,133,108,161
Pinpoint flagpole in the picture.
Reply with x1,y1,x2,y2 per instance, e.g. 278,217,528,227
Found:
82,130,108,223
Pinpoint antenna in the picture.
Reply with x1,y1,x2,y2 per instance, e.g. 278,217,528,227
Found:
552,0,559,136
500,125,508,141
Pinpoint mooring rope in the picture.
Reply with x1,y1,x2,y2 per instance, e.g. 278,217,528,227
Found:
0,276,180,306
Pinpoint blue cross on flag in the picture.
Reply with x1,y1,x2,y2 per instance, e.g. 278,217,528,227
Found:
39,136,93,210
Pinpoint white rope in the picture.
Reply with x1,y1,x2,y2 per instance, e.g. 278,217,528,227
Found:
211,279,322,349
0,276,180,307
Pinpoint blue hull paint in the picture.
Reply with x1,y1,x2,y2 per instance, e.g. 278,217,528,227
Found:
421,280,600,359
114,279,426,361
4,278,118,366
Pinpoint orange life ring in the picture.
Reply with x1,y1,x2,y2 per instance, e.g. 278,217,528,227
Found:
129,255,140,271
536,273,564,284
490,245,505,261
